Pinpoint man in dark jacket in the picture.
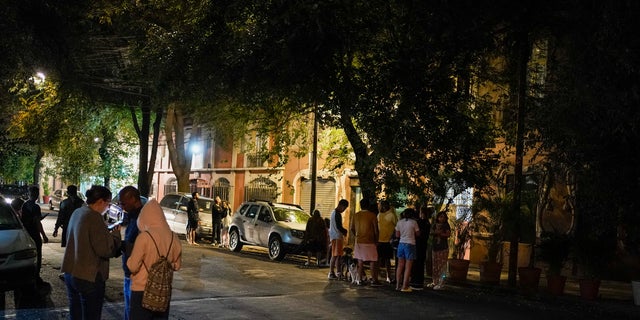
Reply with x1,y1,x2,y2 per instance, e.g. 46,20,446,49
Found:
21,186,49,285
53,185,85,247
118,186,144,320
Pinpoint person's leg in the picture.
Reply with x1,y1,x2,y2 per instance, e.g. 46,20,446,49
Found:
64,273,82,320
129,290,152,320
404,260,414,289
396,258,405,289
123,277,131,320
77,277,105,320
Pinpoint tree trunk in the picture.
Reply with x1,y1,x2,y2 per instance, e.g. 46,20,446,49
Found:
33,147,44,186
165,103,193,193
508,27,530,287
131,104,162,197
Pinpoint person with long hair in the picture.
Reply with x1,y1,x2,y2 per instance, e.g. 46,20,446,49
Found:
394,208,420,292
428,211,451,290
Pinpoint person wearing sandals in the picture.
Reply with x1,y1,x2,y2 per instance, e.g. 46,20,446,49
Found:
394,208,420,292
428,211,451,290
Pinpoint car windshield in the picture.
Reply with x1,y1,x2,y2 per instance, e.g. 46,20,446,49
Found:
0,206,22,230
273,208,310,223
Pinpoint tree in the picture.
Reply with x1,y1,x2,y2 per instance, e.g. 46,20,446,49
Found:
532,2,640,279
219,0,500,205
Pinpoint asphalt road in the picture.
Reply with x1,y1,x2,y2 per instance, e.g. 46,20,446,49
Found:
1,207,637,319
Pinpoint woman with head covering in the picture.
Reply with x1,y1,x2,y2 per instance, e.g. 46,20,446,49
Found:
127,199,182,319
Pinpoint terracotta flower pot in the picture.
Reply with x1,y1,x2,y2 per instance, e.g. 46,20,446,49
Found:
546,274,567,296
579,278,601,300
479,261,503,285
447,259,470,282
518,267,541,294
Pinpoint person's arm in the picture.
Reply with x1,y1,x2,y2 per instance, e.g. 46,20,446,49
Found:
126,233,147,275
33,205,48,243
337,212,348,236
53,202,66,237
91,213,122,259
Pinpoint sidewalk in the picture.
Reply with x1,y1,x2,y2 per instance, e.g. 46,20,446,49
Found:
442,263,638,319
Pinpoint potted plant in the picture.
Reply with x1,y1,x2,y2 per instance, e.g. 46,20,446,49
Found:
472,193,509,285
574,235,610,300
447,208,472,283
538,231,571,295
42,181,51,204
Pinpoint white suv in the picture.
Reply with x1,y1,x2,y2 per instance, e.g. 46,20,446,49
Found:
228,201,310,261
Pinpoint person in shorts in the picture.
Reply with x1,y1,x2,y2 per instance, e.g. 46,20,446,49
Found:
328,199,349,279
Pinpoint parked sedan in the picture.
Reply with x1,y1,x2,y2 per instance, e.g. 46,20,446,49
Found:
0,202,38,292
159,193,214,241
0,184,29,205
48,189,86,211
228,200,310,261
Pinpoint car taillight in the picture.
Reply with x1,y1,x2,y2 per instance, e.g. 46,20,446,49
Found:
14,249,37,260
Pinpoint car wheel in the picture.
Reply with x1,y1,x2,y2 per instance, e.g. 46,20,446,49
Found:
268,235,286,261
229,228,243,252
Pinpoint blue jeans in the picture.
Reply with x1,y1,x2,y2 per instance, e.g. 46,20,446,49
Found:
130,291,170,320
64,273,106,320
124,276,131,320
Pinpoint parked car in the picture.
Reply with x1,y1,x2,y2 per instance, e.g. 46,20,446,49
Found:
0,202,38,292
159,193,214,241
107,195,149,223
228,200,310,261
48,189,86,211
0,184,29,204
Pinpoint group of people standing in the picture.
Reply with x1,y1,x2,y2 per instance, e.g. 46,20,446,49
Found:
186,193,232,247
324,197,451,293
49,185,181,320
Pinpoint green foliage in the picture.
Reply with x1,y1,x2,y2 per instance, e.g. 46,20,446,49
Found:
472,193,512,263
538,231,571,276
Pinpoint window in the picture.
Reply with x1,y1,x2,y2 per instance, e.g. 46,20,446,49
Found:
245,205,259,219
160,194,181,209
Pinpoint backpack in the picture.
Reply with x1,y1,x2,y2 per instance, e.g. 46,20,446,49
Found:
142,231,174,312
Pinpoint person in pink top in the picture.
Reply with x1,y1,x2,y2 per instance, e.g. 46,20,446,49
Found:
394,208,420,292
127,199,182,319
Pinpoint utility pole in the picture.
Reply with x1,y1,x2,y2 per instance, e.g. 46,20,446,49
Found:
310,106,318,213
508,26,530,287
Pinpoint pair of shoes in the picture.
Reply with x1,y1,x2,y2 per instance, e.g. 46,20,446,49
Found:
386,278,396,284
433,285,444,290
400,287,413,292
328,273,338,280
370,281,383,287
426,283,436,288
336,272,343,280
410,286,424,291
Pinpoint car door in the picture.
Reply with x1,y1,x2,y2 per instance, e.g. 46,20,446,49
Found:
159,194,183,234
242,204,260,244
255,206,273,246
173,196,190,230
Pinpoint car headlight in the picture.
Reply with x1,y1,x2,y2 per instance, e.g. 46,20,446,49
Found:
14,248,37,260
290,230,305,239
